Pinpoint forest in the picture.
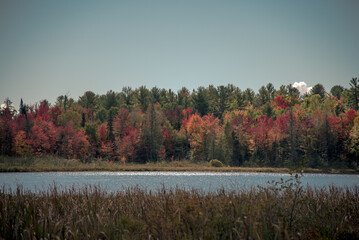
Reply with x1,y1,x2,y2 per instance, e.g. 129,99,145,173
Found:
1,78,359,169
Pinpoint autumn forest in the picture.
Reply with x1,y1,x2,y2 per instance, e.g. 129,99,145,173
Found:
1,79,359,169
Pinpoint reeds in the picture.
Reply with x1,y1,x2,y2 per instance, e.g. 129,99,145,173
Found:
1,184,358,239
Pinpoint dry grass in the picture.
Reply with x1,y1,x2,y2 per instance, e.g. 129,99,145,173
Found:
0,184,358,239
1,156,358,174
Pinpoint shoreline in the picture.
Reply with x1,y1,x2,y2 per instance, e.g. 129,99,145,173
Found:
1,165,358,174
1,156,358,174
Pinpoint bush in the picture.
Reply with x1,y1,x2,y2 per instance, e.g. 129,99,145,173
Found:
210,159,223,167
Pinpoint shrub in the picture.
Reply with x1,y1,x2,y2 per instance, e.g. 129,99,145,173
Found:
210,159,223,167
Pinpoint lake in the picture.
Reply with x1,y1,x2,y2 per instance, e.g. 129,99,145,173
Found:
0,171,358,193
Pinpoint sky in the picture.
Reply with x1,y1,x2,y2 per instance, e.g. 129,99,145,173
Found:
1,0,359,109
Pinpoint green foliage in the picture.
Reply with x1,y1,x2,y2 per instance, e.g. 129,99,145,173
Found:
330,85,344,99
348,117,359,164
287,84,300,99
120,86,135,109
57,110,81,129
100,90,120,110
107,107,119,142
85,122,99,145
303,94,322,113
141,104,164,162
177,87,190,109
255,85,271,107
227,87,245,111
243,88,255,105
95,108,108,123
78,91,98,110
310,83,326,100
349,77,359,111
56,94,73,112
2,78,359,167
192,87,209,116
135,86,150,111
261,102,274,118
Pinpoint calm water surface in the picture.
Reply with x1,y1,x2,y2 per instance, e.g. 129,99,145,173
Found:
0,172,358,192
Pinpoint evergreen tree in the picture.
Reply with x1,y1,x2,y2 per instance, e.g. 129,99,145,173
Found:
192,87,209,116
136,86,150,111
266,83,276,101
120,87,134,109
243,88,255,105
142,103,163,162
177,87,190,109
227,87,245,111
19,98,27,115
151,87,161,104
78,91,98,110
19,98,31,137
56,94,73,112
330,85,344,100
217,85,231,118
107,107,119,142
101,90,119,110
310,84,326,100
349,77,358,111
255,86,270,107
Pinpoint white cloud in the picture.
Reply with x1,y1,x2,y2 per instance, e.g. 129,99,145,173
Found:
293,82,312,96
0,103,15,111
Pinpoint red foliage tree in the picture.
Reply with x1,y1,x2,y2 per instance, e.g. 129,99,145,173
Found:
330,109,358,140
48,106,62,126
180,108,193,131
58,121,90,159
98,124,108,143
29,125,50,155
186,113,220,161
117,126,139,162
28,118,58,155
250,115,274,151
164,107,184,130
161,127,175,159
35,100,50,121
274,95,289,109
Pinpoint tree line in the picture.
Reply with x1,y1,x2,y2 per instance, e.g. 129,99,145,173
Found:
1,78,359,168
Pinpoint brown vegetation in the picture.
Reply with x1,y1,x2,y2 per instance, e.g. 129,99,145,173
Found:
0,184,358,239
1,156,358,174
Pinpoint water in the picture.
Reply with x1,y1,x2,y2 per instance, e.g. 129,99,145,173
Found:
0,171,358,193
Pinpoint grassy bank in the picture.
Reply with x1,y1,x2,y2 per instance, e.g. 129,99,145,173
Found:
0,156,358,174
1,185,358,239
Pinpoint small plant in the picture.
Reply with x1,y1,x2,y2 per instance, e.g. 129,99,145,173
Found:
210,159,223,167
265,167,304,234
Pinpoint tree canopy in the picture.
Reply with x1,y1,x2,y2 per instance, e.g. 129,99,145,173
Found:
1,79,358,169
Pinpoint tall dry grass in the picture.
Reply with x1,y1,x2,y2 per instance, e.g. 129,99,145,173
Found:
1,184,358,239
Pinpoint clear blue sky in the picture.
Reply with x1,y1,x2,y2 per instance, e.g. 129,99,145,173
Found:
1,0,358,108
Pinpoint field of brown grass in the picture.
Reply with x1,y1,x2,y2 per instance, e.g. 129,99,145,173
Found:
1,184,358,239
